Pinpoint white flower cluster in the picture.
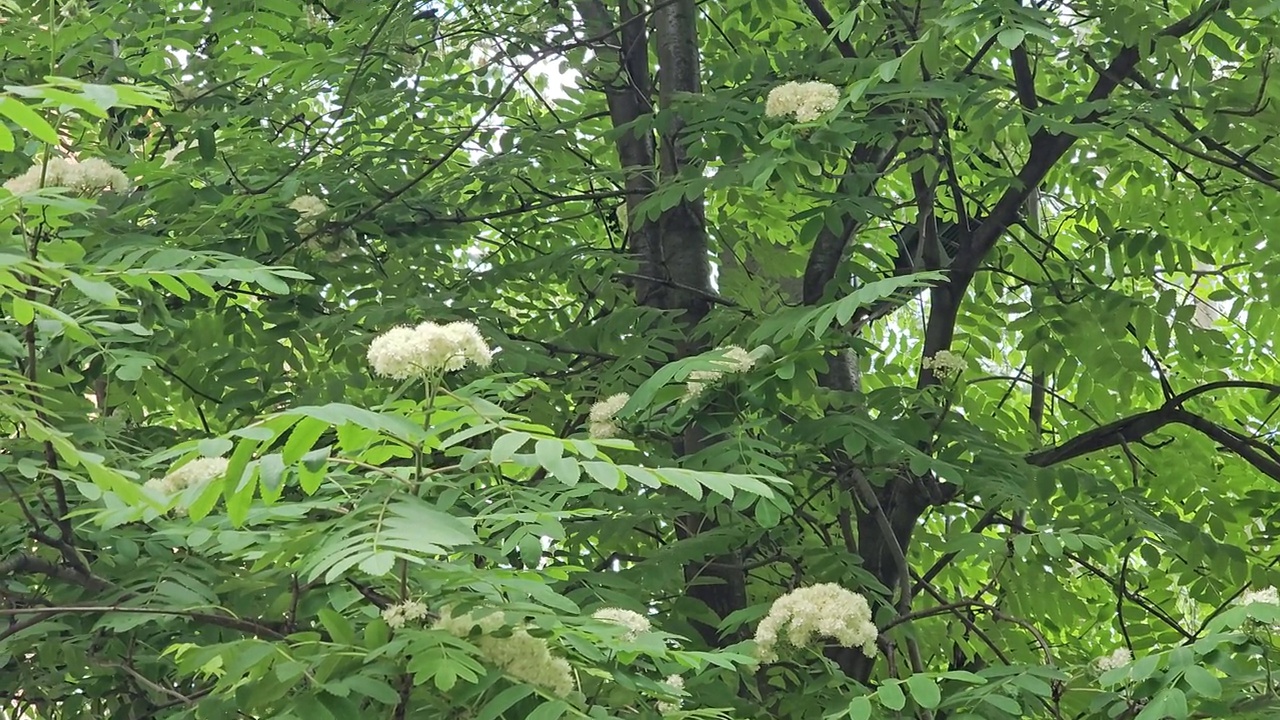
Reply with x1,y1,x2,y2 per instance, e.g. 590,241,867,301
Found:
592,607,651,640
367,320,493,379
4,157,130,197
921,349,967,379
656,674,685,715
435,608,576,698
288,194,328,235
588,393,630,439
144,457,229,495
754,583,878,664
1095,647,1132,673
764,81,841,122
1239,586,1279,606
382,600,429,629
684,345,757,402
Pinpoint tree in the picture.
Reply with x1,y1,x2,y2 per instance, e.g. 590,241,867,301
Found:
3,0,1280,717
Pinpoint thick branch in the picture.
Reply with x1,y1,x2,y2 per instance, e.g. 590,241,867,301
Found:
950,0,1229,283
1026,381,1280,483
0,604,285,640
1,553,286,641
800,0,858,58
0,552,112,593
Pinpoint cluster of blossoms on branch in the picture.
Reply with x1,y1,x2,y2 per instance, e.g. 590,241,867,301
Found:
591,606,652,641
434,607,576,698
656,674,685,715
921,349,967,379
367,320,493,379
381,600,429,629
288,194,328,235
1093,587,1279,675
754,583,878,663
764,81,841,123
144,457,229,495
585,344,761,439
1095,647,1132,673
684,345,758,402
1239,586,1279,606
588,393,630,440
4,156,130,197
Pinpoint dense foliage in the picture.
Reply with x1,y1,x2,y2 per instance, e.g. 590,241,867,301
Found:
5,0,1280,718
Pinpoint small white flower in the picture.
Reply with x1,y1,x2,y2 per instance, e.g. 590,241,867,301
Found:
289,194,328,234
921,349,966,379
1239,586,1280,606
592,607,651,640
366,321,493,379
157,457,229,494
765,81,841,122
656,674,684,715
143,477,175,494
1095,647,1132,673
4,156,130,197
754,583,878,664
435,607,576,697
440,321,493,370
382,600,429,629
683,345,757,402
588,393,629,439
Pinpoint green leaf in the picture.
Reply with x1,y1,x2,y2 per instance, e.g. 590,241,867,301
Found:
997,28,1027,49
526,701,569,720
1180,665,1221,698
282,404,426,444
317,608,356,646
11,297,33,325
1129,654,1160,682
343,676,400,704
283,417,329,465
535,438,563,468
877,681,906,711
582,461,624,489
905,674,941,709
475,685,534,720
198,438,234,457
846,696,873,720
197,127,216,161
0,96,59,144
358,551,397,576
490,431,532,464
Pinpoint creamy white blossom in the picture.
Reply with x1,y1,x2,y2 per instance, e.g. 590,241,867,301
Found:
152,457,229,495
382,600,429,629
588,393,630,439
4,157,130,197
143,477,173,494
683,345,757,402
367,320,493,379
435,608,576,697
754,583,877,663
289,194,328,235
440,321,493,370
921,349,967,379
1095,647,1132,672
592,607,651,640
1239,586,1280,606
765,81,841,122
656,674,685,715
